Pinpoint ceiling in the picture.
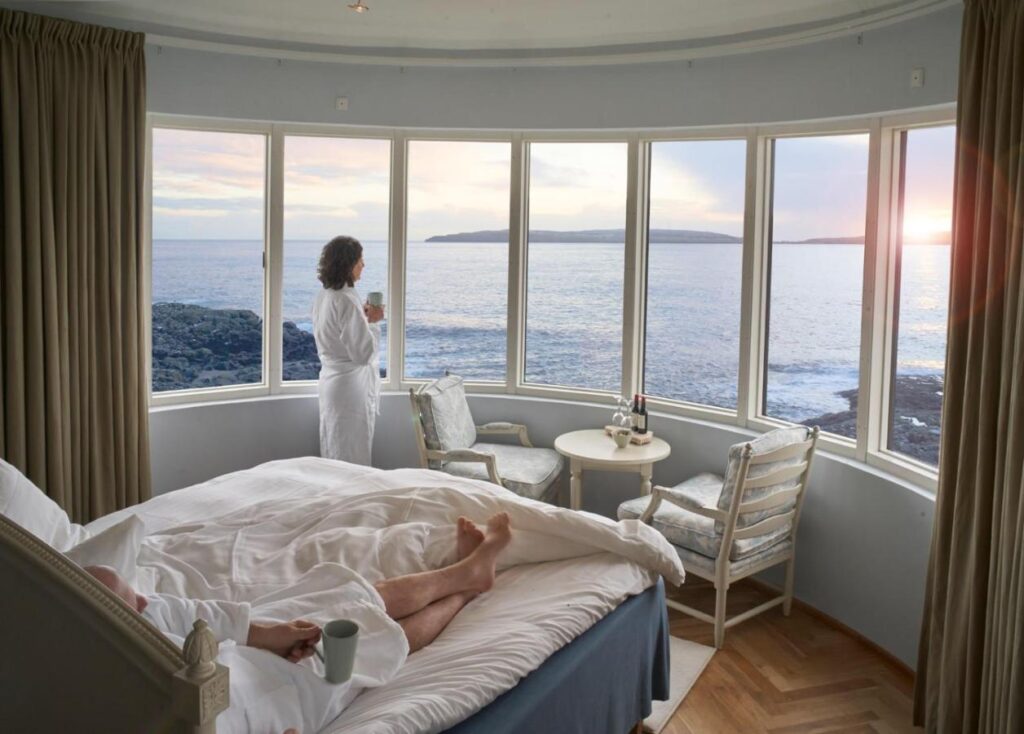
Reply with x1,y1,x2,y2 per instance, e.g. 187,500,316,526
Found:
13,0,958,65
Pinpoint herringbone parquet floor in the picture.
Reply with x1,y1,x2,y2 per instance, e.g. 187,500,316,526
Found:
663,578,921,734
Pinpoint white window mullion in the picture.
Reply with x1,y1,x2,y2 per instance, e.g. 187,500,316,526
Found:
864,123,905,460
266,126,285,394
387,133,408,391
737,132,770,428
507,133,527,393
621,136,649,401
863,123,901,461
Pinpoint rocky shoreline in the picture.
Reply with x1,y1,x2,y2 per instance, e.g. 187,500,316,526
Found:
801,374,943,464
152,303,322,390
153,303,942,464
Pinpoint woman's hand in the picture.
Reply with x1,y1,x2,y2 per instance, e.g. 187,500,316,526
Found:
364,304,385,323
248,619,322,662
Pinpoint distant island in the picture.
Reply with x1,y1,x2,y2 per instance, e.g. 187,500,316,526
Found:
426,228,741,243
426,228,951,245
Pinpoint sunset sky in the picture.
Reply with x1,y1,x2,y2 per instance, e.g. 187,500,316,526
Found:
151,126,954,244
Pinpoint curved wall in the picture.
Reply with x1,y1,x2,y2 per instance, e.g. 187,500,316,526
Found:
150,393,933,669
145,5,961,128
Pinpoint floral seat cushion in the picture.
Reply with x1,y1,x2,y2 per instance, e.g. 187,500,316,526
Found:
443,443,563,503
617,472,789,561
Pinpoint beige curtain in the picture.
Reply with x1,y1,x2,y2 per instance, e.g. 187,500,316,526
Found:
0,9,149,522
914,0,1024,731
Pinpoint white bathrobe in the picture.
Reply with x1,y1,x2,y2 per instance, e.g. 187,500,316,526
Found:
141,567,407,734
312,286,381,465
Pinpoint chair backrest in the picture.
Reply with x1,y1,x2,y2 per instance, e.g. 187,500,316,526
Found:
409,374,477,469
717,426,819,555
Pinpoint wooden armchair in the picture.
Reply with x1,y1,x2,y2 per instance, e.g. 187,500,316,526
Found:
618,426,819,647
409,374,563,504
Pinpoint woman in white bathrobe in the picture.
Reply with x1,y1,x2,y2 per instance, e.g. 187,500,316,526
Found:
312,236,384,465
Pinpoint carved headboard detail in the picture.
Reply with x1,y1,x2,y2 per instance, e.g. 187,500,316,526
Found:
0,513,228,733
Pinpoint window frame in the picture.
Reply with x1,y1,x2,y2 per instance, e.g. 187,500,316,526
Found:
145,108,955,493
640,134,750,416
402,134,515,386
275,128,394,390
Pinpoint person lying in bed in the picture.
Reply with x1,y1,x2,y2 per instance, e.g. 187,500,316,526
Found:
85,513,511,658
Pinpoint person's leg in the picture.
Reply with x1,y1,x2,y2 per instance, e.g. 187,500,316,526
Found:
375,513,511,620
398,591,477,653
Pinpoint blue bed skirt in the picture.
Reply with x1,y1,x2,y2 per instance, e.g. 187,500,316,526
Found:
443,579,670,734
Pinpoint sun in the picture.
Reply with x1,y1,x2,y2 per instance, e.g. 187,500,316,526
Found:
902,211,951,244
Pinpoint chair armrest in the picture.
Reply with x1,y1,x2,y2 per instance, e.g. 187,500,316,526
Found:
654,485,727,521
427,449,503,487
476,422,533,448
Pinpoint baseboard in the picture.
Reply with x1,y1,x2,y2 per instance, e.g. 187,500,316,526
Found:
743,577,915,681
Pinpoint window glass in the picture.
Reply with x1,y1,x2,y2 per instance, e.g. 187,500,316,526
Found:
888,125,954,465
151,128,266,392
282,136,390,381
764,134,869,438
405,141,511,381
524,142,627,391
645,140,746,409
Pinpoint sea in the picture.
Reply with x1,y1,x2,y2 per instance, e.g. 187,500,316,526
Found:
152,239,950,427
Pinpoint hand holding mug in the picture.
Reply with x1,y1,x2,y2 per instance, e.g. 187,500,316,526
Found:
363,303,385,323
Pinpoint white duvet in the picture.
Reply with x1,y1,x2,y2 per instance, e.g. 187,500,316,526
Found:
90,458,684,734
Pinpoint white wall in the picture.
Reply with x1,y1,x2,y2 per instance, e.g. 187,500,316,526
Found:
145,6,961,129
150,392,933,669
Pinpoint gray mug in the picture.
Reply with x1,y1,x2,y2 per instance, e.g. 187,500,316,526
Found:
317,619,359,684
367,291,384,307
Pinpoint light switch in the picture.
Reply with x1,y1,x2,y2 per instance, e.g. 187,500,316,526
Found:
336,96,349,111
910,68,925,88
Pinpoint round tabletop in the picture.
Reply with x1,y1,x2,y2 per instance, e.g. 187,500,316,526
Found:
554,429,671,467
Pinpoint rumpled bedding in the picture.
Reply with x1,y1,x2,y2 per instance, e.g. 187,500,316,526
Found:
89,458,684,734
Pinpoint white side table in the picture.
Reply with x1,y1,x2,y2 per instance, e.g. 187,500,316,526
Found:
554,429,672,511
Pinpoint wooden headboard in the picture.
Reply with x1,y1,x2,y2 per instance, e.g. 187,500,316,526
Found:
0,513,229,733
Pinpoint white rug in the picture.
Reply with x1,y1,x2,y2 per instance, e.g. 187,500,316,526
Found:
644,636,716,734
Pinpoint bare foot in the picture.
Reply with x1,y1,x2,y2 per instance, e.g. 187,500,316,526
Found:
456,517,485,561
460,513,513,593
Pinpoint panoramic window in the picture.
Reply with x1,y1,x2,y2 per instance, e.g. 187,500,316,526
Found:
888,125,955,466
763,134,869,438
524,142,628,392
405,140,511,381
645,139,746,409
282,136,390,381
151,128,267,393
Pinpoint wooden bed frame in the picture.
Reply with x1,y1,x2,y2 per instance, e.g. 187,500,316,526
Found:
0,513,229,733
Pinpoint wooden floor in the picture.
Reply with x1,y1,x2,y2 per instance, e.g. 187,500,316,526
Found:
663,578,921,734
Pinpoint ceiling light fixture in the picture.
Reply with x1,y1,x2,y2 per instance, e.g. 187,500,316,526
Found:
348,0,369,12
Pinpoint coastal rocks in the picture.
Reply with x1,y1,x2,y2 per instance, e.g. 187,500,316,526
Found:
803,374,943,464
152,303,320,391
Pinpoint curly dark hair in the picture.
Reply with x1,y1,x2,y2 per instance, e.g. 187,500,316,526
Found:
318,236,363,289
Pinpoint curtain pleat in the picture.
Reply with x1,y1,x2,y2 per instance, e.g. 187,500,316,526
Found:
0,9,149,521
914,0,1024,732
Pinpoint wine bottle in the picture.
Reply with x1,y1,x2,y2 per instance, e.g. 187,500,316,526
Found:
638,396,648,435
631,393,641,433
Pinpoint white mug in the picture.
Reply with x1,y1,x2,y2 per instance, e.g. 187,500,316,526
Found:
316,619,359,684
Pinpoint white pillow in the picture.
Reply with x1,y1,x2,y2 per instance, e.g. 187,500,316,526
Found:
0,458,88,550
64,514,146,584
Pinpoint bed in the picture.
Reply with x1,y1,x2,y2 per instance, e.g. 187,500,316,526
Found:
0,457,683,733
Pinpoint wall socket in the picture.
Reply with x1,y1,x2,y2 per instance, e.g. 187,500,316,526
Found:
910,68,925,88
335,96,349,111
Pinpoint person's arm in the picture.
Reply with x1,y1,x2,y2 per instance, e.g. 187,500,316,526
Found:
247,620,322,662
144,593,252,644
340,297,379,367
145,594,321,662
